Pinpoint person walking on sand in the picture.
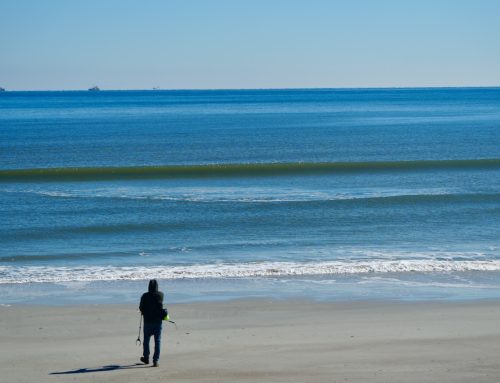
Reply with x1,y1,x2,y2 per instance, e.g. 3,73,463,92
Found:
139,279,164,367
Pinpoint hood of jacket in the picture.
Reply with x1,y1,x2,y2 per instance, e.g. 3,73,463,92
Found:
148,279,159,293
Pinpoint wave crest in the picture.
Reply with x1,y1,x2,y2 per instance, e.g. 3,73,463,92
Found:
2,159,500,182
2,260,500,284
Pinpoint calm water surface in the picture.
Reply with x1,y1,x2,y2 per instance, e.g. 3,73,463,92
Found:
1,88,499,303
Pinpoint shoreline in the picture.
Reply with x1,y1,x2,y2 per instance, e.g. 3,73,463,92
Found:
2,298,500,382
4,271,500,305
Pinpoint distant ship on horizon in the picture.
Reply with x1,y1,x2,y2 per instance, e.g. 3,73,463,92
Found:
0,87,5,92
88,86,100,91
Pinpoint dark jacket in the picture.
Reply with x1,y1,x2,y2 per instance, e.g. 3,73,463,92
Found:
139,280,164,324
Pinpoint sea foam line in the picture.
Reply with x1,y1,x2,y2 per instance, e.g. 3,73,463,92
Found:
11,186,456,203
2,260,500,284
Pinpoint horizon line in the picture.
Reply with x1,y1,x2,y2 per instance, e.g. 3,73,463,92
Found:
1,85,500,92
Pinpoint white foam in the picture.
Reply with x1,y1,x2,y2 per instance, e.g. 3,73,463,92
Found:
2,259,500,284
6,186,455,203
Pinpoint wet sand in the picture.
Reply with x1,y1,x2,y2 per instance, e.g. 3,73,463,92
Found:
1,299,500,382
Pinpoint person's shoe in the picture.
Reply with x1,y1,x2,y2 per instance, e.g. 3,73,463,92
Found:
140,357,149,364
153,361,159,367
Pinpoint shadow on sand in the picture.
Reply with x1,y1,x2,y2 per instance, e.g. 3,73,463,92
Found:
50,363,147,374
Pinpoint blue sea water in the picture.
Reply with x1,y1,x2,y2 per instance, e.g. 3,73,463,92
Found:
1,88,500,304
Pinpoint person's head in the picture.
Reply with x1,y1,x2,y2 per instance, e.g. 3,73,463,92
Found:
148,279,159,293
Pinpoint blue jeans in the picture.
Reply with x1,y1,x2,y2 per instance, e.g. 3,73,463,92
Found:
143,322,162,362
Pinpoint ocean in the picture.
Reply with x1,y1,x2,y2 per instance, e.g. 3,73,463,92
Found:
1,88,500,304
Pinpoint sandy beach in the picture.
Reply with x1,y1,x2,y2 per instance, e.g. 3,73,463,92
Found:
1,299,500,382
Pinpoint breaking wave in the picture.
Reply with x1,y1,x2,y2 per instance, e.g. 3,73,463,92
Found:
2,259,500,284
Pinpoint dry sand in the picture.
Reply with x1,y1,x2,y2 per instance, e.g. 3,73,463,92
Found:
1,299,500,382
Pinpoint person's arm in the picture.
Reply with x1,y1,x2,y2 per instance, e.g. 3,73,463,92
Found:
139,294,145,314
156,292,164,318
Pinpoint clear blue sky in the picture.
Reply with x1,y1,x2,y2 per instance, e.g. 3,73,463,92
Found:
1,0,499,90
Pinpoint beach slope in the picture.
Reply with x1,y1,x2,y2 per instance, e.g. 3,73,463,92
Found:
1,300,500,382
